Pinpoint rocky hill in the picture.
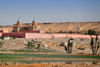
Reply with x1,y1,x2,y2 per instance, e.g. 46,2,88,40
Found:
0,22,100,34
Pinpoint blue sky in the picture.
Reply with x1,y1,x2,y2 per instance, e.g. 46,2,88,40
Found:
0,0,100,25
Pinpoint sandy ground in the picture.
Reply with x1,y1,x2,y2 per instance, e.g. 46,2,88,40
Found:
0,38,100,67
0,37,100,55
39,38,100,55
0,63,100,67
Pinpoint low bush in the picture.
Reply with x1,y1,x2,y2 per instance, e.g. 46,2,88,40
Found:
37,44,40,49
1,36,5,40
13,37,16,39
10,49,34,52
0,41,3,47
27,41,34,48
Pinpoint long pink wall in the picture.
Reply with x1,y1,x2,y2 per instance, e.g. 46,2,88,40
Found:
68,34,100,39
26,33,100,39
2,32,100,39
53,34,100,39
3,33,25,38
53,34,66,38
25,33,52,38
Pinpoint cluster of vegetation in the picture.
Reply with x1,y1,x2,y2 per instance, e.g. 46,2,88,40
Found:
0,36,16,40
87,29,97,36
13,37,16,39
27,41,34,48
64,29,99,55
27,41,41,49
87,29,99,55
90,37,99,55
0,53,100,59
37,44,41,49
10,49,34,52
0,36,3,47
85,29,100,55
1,36,4,39
0,53,24,59
0,41,3,47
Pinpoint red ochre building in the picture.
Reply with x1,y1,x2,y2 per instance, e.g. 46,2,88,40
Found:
13,19,41,33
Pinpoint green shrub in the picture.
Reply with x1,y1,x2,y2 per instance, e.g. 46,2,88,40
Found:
13,37,16,39
37,44,40,49
27,41,32,48
31,44,35,47
87,29,96,36
10,49,34,52
0,41,3,47
27,41,34,48
1,36,5,40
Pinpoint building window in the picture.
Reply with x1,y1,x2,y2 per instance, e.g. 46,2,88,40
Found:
34,26,36,29
12,30,14,32
24,28,27,30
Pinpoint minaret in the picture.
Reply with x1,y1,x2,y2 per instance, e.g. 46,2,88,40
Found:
17,17,22,32
32,17,37,31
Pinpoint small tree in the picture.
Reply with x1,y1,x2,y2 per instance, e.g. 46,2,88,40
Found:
87,29,96,37
27,41,33,48
95,34,98,43
90,37,99,55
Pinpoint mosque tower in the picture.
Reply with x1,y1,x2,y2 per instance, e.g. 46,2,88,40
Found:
16,17,22,32
32,18,39,31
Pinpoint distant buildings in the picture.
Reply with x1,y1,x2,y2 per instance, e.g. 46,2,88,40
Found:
75,25,81,31
0,19,45,38
13,19,40,33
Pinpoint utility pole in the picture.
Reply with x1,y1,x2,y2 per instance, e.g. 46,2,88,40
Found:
66,26,68,39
